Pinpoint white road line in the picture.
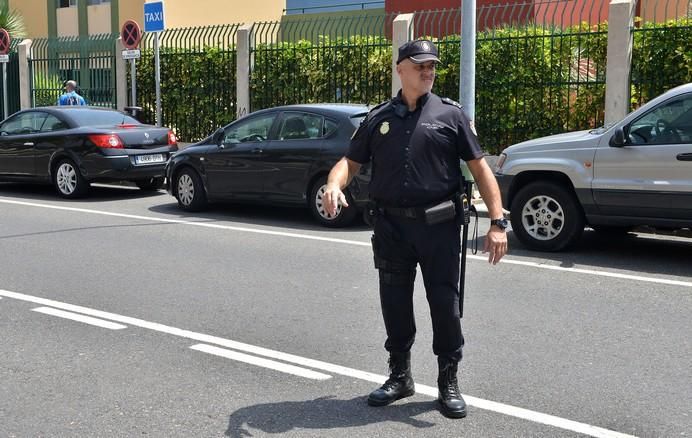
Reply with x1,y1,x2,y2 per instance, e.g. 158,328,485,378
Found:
190,344,331,380
31,306,127,330
1,197,690,289
1,289,635,438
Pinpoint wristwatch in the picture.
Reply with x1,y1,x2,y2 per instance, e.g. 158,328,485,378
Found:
490,218,509,231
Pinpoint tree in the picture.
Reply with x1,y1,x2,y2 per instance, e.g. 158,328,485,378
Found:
0,2,27,38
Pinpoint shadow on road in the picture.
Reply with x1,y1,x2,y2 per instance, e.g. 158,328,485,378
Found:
147,201,372,233
501,228,692,279
224,396,436,437
0,182,165,202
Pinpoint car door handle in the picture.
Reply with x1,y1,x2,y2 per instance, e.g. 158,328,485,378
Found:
24,142,34,146
251,148,263,153
676,153,692,161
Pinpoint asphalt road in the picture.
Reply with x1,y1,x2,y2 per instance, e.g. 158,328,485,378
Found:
1,182,690,438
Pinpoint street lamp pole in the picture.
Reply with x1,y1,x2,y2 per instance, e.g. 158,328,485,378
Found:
459,0,476,120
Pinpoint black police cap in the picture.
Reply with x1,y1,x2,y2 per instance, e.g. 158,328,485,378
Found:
396,39,440,65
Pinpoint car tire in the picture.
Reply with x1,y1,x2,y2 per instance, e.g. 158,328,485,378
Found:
53,159,89,198
309,176,358,227
135,177,165,191
174,168,207,211
510,181,585,251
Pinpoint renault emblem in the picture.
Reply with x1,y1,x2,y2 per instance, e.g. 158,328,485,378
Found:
380,121,390,135
144,132,150,139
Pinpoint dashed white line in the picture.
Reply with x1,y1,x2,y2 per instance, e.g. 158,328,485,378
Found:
1,289,636,438
190,344,331,380
31,306,127,330
1,197,690,289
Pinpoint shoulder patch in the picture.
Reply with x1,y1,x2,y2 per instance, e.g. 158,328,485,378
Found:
441,97,463,109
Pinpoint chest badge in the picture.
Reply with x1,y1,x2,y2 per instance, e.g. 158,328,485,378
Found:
469,120,477,136
379,121,390,135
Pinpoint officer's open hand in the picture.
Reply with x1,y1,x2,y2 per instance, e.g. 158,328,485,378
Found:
483,228,508,265
323,184,349,217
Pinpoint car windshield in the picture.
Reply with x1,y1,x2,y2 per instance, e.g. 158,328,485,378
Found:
69,110,140,127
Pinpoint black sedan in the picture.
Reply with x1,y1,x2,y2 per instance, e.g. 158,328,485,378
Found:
165,104,371,227
0,106,178,198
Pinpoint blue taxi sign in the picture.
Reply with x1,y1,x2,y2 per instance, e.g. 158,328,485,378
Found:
143,1,165,32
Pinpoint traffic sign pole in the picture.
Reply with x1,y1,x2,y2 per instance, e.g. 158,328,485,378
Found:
2,63,7,119
143,1,165,127
131,59,137,107
121,20,142,111
0,28,11,119
155,32,161,127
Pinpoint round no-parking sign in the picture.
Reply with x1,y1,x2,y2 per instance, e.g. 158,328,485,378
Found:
121,20,142,50
0,29,11,56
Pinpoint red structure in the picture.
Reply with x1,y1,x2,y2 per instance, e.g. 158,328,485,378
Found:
386,0,614,36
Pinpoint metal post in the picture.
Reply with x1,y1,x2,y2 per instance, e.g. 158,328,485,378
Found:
154,32,161,127
460,0,477,185
460,0,476,119
130,58,137,107
2,63,7,119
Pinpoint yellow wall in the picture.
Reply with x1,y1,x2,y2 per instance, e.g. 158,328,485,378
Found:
88,3,112,35
145,0,284,29
56,6,79,37
9,0,47,38
120,1,145,31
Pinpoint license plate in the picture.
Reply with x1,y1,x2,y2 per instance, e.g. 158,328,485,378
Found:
135,153,165,165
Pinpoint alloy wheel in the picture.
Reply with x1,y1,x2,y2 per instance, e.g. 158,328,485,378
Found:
520,195,565,241
56,163,77,195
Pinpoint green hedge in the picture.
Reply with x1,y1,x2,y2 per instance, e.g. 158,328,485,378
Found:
135,46,237,142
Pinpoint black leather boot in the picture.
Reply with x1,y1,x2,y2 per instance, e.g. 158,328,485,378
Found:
437,359,467,418
367,352,415,406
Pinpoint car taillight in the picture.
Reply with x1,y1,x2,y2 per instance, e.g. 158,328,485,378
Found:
168,131,177,145
88,134,124,149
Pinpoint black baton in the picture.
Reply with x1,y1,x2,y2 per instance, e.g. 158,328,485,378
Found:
459,178,474,319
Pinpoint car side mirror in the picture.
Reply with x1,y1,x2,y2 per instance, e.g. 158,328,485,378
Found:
212,128,224,146
610,127,625,147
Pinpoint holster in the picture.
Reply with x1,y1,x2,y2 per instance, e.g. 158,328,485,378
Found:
424,200,457,225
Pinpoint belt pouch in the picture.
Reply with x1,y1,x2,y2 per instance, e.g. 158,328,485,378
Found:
424,200,456,225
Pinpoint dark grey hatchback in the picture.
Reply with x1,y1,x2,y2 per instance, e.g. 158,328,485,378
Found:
165,104,371,227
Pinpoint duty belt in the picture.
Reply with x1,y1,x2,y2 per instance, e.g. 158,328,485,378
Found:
378,205,425,220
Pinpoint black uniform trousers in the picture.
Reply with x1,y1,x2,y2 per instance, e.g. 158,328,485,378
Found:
371,213,464,364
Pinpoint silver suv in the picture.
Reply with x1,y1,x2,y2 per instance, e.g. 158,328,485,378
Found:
495,83,692,251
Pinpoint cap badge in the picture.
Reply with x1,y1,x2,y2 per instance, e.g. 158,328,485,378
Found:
379,121,390,135
422,41,430,51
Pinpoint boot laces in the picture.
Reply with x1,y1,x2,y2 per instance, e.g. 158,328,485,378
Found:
381,376,401,392
443,377,461,398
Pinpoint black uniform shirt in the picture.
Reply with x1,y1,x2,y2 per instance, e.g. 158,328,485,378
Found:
347,91,483,207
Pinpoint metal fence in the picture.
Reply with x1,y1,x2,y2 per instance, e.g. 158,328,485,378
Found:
29,34,117,108
469,1,609,150
0,39,22,118
135,24,240,141
631,0,692,107
250,12,395,112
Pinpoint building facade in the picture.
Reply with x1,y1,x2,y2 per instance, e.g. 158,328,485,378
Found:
9,0,285,39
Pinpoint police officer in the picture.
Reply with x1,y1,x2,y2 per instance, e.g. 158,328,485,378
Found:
324,39,508,418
